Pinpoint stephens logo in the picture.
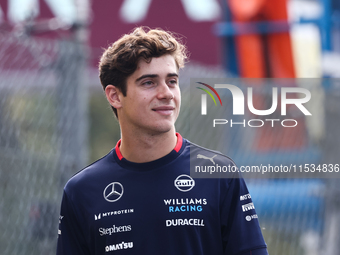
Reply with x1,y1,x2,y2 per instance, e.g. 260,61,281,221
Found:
196,82,222,115
174,175,195,192
99,225,131,236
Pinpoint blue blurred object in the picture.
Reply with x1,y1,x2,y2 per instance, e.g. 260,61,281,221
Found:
231,148,321,167
247,179,325,232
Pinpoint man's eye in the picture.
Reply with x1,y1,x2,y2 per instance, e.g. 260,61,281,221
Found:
142,81,153,86
169,80,178,85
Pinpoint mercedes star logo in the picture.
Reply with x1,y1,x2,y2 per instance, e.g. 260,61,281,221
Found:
103,182,124,202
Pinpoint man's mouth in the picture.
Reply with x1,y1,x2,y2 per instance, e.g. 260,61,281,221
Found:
152,106,175,115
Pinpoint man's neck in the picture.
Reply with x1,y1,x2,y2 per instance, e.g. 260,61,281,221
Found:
119,129,178,163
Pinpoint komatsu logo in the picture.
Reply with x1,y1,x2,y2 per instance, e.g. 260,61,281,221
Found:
174,175,195,192
105,241,133,252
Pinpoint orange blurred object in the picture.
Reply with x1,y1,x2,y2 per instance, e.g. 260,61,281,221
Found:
228,0,295,78
227,0,306,151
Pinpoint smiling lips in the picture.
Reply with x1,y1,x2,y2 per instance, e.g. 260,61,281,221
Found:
152,106,175,115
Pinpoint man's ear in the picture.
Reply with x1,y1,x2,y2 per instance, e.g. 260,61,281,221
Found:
105,85,123,109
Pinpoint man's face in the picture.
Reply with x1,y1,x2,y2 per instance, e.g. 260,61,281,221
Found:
117,54,181,135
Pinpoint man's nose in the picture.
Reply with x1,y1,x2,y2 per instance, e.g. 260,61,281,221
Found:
157,82,174,100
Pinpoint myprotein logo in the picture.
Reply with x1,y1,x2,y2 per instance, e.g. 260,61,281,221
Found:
174,175,195,192
94,208,134,221
197,82,312,128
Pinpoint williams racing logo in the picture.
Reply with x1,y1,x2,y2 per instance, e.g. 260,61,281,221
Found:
164,198,207,213
174,175,195,192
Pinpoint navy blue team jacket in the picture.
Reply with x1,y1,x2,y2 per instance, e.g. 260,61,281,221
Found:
57,133,268,255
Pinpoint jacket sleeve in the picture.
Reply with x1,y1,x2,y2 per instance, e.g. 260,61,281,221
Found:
220,176,269,255
56,190,91,255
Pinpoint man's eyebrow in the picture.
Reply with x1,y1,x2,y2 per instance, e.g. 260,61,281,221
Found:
136,74,158,82
167,73,179,78
135,73,178,82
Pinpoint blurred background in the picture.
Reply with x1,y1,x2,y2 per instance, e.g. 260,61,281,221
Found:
0,0,339,254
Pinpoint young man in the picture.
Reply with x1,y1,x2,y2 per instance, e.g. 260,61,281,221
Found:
57,27,268,255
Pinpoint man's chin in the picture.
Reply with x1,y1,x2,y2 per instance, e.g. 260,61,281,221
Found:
146,125,176,136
